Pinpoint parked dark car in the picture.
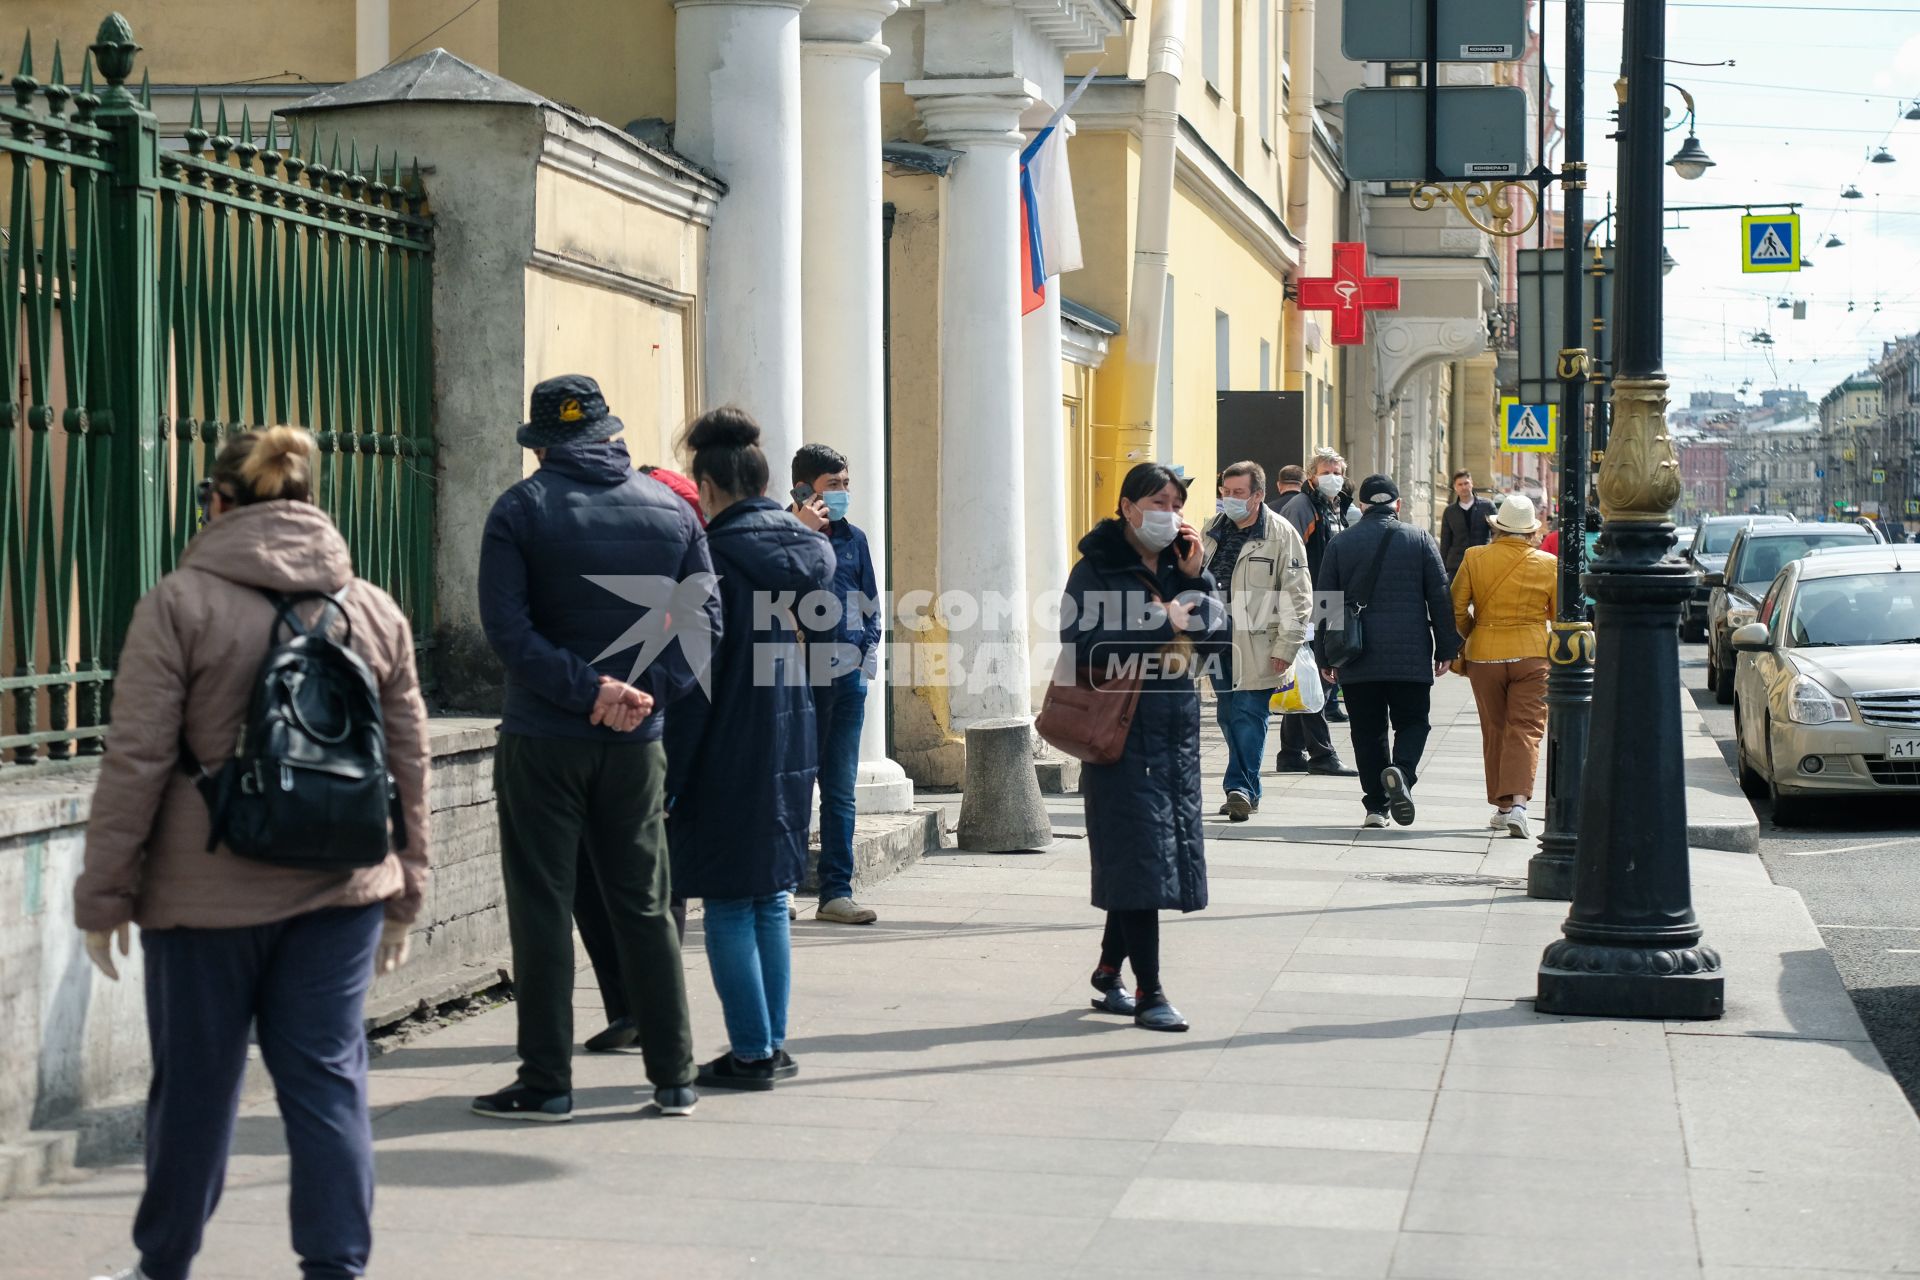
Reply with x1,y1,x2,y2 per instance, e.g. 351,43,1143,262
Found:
1682,514,1794,642
1706,521,1875,702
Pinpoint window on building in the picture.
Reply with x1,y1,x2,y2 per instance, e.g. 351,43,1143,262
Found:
1259,0,1272,145
1216,310,1232,391
1260,339,1272,391
1155,276,1176,457
1203,0,1222,91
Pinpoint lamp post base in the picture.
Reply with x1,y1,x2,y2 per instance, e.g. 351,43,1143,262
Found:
1537,938,1724,1019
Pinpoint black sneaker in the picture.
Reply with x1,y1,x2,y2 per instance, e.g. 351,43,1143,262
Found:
652,1084,699,1116
1225,790,1253,822
584,1017,637,1053
772,1049,799,1080
696,1052,778,1092
471,1084,572,1123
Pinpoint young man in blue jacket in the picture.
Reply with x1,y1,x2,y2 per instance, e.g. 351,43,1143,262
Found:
791,444,884,926
473,374,721,1122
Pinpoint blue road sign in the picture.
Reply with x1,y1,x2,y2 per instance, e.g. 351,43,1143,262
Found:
1500,399,1556,452
1742,214,1800,274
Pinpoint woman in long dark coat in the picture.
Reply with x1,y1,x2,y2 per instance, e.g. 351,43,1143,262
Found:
666,408,834,1091
1060,463,1224,1032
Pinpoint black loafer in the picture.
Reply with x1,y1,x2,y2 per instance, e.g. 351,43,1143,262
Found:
1091,987,1139,1016
1308,758,1360,777
1134,999,1190,1033
584,1017,637,1054
1381,766,1416,826
1275,754,1310,773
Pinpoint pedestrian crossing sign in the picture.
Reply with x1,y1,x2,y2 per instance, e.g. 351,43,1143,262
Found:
1741,213,1800,274
1500,398,1556,453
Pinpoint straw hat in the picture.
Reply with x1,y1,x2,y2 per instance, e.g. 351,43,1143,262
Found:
1491,494,1541,535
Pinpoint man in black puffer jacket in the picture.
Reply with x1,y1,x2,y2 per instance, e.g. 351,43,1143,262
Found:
1316,474,1461,831
474,374,722,1123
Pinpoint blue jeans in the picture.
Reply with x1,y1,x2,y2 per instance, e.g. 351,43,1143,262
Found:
813,671,867,903
1215,685,1272,805
135,904,383,1280
702,892,791,1061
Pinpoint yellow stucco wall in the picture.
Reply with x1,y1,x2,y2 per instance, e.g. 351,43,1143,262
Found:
524,162,703,470
11,1,356,83
499,0,674,130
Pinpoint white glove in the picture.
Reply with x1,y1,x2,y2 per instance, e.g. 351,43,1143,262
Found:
375,920,412,976
84,923,131,981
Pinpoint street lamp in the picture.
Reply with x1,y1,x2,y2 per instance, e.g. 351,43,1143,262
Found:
1661,247,1678,274
1826,234,1844,248
1871,147,1896,164
1668,133,1714,179
1536,0,1724,1020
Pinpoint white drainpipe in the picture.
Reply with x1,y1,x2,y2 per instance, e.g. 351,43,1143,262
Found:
1121,0,1185,433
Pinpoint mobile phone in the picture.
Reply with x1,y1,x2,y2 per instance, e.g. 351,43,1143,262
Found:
790,483,816,507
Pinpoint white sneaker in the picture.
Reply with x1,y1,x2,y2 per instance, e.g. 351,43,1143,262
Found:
1505,807,1530,840
1489,809,1510,830
91,1268,151,1280
1362,811,1391,829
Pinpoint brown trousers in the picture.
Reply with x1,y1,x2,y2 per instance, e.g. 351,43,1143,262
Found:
1465,658,1550,805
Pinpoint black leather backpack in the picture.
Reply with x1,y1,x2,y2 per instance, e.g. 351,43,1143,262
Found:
182,589,405,870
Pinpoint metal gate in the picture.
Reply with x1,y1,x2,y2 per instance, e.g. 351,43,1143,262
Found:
2,14,434,763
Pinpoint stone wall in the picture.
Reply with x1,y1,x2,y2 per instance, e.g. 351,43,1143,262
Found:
0,719,502,1194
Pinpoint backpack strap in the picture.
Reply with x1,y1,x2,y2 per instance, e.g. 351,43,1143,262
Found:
1349,520,1398,613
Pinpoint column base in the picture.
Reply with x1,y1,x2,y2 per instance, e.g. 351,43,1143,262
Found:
1536,939,1725,1020
855,758,915,814
1526,839,1575,901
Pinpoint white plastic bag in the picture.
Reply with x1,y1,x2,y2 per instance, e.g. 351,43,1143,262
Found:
1268,649,1326,715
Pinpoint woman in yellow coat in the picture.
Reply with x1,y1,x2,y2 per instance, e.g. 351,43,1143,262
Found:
1450,495,1559,839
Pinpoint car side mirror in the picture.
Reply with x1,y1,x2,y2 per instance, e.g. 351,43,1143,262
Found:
1731,622,1771,652
1703,571,1724,588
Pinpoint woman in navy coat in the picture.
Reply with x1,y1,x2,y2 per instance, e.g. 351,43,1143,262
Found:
666,408,834,1091
1060,463,1223,1032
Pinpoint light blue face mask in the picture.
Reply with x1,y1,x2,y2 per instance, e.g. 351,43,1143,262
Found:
821,490,851,521
1218,496,1251,522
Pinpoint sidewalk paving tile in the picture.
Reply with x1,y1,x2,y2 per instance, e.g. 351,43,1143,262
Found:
9,674,1920,1277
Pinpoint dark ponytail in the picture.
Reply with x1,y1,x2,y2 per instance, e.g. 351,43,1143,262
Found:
1117,462,1187,513
680,406,771,500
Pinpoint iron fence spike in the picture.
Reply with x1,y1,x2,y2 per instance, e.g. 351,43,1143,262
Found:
139,66,150,106
49,41,64,89
17,31,32,79
189,88,203,130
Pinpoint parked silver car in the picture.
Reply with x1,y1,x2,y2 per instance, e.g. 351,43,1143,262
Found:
1682,514,1794,642
1730,545,1920,823
1706,522,1877,702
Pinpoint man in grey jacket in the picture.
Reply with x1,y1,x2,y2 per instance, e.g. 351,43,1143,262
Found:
1317,474,1462,830
1201,461,1313,822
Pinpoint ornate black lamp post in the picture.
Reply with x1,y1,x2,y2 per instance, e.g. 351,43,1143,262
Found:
1529,0,1594,901
1536,0,1724,1019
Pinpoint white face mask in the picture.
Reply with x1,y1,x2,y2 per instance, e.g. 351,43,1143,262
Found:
1218,495,1252,522
1133,507,1181,551
1316,473,1344,500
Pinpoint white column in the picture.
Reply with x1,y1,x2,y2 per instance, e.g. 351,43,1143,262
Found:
909,80,1037,728
1022,287,1069,710
675,0,807,469
801,0,913,813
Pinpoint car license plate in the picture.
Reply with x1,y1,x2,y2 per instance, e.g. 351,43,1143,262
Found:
1890,738,1920,761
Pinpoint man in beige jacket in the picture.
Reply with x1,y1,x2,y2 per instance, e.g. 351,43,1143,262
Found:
1201,461,1314,821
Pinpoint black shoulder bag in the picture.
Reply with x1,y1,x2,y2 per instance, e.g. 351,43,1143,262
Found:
1316,523,1396,670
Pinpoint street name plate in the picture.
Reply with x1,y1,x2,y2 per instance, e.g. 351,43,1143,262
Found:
1342,0,1529,62
1341,86,1530,182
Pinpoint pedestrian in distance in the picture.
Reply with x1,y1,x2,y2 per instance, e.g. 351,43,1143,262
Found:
1062,462,1226,1033
571,464,704,1054
1315,474,1462,829
1269,463,1306,508
74,426,432,1280
474,374,715,1122
789,442,885,926
1200,460,1313,822
669,408,836,1091
1451,494,1558,840
1439,469,1498,579
1277,448,1360,773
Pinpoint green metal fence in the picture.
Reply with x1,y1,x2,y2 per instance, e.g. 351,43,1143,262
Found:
1,15,434,764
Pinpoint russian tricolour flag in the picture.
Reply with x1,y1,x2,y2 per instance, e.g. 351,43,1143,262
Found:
1019,70,1094,316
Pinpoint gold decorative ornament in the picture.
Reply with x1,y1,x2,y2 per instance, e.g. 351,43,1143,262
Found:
1596,376,1682,521
1549,621,1596,666
1557,348,1590,380
1408,181,1542,239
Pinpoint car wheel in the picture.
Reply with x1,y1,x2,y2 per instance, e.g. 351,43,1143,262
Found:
1712,650,1734,705
1765,728,1812,826
1735,707,1767,798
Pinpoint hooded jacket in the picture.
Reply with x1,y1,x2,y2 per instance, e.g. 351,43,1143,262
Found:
666,497,836,899
73,501,432,931
479,440,720,741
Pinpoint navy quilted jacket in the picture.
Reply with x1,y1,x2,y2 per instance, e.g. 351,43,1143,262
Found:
666,497,835,899
1317,507,1462,685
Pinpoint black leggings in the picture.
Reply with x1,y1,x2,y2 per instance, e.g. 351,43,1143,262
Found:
1098,909,1162,996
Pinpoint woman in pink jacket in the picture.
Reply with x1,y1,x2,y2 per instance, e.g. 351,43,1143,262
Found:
74,427,431,1280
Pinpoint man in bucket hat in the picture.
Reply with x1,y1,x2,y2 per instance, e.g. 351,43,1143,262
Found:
473,374,721,1121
